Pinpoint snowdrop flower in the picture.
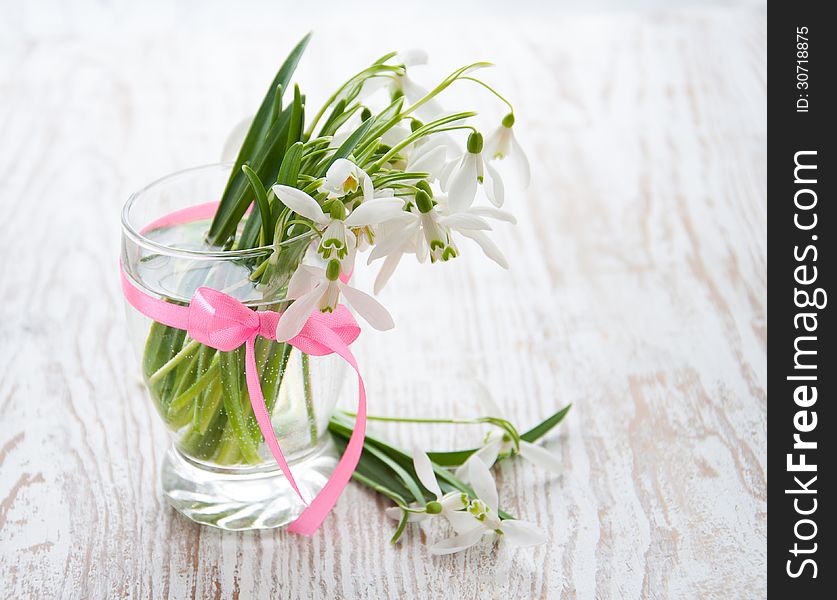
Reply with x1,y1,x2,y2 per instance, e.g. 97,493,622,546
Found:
455,383,561,477
275,261,394,341
384,449,468,525
429,457,547,555
272,184,405,271
392,50,444,120
368,187,489,266
318,158,374,203
405,132,459,181
368,184,515,292
484,113,531,187
442,132,505,210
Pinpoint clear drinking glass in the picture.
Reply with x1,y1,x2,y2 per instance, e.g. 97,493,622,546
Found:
121,163,343,530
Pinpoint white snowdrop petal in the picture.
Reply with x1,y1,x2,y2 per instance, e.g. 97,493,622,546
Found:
362,172,375,203
272,185,329,224
519,441,563,474
428,527,486,555
287,265,322,299
373,252,403,295
464,456,499,514
437,213,492,231
499,519,548,548
455,439,502,480
468,206,517,224
345,198,405,227
447,154,478,212
458,229,509,269
445,510,482,535
339,283,395,331
511,136,531,187
408,144,448,176
411,448,443,498
398,48,429,67
275,284,325,342
483,161,505,207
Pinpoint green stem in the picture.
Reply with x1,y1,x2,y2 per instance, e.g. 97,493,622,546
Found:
302,354,318,444
148,339,201,386
339,411,521,452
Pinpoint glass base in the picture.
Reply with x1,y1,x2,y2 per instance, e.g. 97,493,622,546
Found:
161,437,339,531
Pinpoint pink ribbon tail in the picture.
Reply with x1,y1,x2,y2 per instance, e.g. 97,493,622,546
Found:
244,336,308,504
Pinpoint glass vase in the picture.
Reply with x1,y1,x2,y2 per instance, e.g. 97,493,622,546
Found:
121,163,344,530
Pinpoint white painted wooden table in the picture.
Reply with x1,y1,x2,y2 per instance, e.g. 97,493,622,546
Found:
0,1,766,597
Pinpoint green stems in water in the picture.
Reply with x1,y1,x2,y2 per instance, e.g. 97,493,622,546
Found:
302,354,318,444
141,320,317,467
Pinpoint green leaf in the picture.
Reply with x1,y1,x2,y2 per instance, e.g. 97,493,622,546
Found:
277,141,304,186
233,103,297,249
318,98,347,136
317,116,377,176
427,404,572,467
208,33,312,245
286,84,304,152
270,84,284,124
241,165,271,246
521,403,572,443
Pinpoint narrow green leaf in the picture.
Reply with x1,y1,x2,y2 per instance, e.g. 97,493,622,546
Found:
208,33,312,245
234,103,297,249
286,84,304,152
520,403,572,443
319,98,347,136
270,83,284,124
317,117,377,176
241,165,272,245
277,141,304,187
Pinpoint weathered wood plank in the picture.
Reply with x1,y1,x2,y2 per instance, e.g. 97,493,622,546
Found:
0,3,766,598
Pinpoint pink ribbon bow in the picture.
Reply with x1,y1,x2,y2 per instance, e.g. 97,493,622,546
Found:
121,269,366,536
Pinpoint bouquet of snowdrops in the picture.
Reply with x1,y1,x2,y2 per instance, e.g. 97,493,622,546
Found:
141,33,567,553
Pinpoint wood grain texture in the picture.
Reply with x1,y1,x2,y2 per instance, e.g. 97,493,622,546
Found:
0,1,766,598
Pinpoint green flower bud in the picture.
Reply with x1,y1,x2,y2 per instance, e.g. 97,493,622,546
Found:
325,259,341,281
415,190,433,213
467,131,484,154
391,88,405,101
425,500,443,515
361,107,372,122
502,112,515,128
410,119,424,133
415,180,433,196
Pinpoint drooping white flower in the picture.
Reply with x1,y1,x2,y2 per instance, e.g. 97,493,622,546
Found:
384,448,468,525
454,382,562,478
368,187,515,292
275,262,394,341
484,113,531,188
429,457,547,555
272,184,406,271
367,190,487,265
318,158,374,202
391,50,444,120
405,133,460,181
442,132,505,210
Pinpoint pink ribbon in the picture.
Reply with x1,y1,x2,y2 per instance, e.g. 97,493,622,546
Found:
121,204,366,536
